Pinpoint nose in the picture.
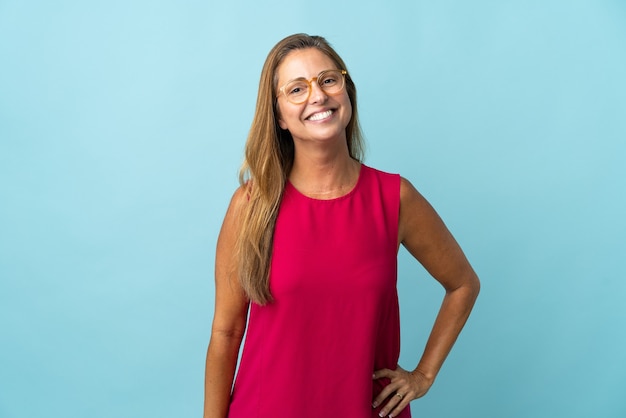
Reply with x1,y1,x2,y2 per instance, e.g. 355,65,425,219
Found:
308,80,328,104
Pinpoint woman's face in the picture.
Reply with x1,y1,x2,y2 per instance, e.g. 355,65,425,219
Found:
275,48,352,146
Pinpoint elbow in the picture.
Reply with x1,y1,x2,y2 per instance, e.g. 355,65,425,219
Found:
465,269,480,300
466,272,481,308
211,326,247,342
447,270,480,302
208,327,246,359
471,272,481,297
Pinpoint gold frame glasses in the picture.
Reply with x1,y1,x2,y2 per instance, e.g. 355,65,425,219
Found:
277,69,347,105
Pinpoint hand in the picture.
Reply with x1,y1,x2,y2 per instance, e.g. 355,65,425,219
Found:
372,366,433,417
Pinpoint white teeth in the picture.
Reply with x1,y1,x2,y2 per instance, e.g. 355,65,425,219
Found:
308,110,333,121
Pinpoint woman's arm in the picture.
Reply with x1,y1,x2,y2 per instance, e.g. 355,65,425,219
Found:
204,187,250,418
373,177,480,417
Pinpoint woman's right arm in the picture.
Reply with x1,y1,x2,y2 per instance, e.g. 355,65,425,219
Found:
204,187,250,418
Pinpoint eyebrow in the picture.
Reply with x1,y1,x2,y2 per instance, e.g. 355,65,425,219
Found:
280,69,337,85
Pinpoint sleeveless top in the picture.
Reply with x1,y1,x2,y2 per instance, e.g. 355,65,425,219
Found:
228,164,410,418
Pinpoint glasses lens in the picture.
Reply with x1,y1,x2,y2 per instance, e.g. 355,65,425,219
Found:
281,70,346,104
318,70,345,95
283,80,309,104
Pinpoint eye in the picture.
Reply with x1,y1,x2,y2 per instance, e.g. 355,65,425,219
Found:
286,81,308,96
320,74,338,87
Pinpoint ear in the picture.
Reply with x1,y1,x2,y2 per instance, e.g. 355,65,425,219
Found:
276,105,288,130
278,117,287,130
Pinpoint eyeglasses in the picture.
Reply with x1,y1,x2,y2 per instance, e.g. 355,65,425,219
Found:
277,69,347,104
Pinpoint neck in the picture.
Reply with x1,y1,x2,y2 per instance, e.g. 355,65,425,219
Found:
289,150,360,199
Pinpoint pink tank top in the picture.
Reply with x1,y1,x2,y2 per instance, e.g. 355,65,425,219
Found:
228,164,410,418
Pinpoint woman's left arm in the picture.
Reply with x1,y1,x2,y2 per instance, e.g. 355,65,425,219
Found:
372,177,481,417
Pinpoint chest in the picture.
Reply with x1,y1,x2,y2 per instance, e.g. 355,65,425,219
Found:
269,189,397,300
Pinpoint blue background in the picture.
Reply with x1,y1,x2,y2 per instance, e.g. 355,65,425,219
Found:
1,1,625,417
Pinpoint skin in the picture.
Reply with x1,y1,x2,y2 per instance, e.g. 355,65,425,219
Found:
276,48,360,196
371,178,480,417
203,47,480,418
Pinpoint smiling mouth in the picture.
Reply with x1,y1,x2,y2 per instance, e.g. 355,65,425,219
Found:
307,110,334,121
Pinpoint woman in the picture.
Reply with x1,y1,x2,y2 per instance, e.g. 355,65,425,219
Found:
204,33,480,418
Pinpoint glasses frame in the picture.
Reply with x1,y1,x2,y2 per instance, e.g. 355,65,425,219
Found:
277,69,348,105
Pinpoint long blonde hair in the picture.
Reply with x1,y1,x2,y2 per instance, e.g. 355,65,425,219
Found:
236,33,365,304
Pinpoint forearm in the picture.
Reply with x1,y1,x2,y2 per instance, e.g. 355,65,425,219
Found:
204,333,244,418
414,277,480,381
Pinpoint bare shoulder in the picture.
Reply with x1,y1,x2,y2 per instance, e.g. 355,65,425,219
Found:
399,176,478,290
213,185,250,330
399,176,428,210
215,184,250,288
216,184,251,237
217,183,251,263
398,176,442,245
225,183,251,215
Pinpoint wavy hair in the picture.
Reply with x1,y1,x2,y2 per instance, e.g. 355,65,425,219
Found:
236,33,365,304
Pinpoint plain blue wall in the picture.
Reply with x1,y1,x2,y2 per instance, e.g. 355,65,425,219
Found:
1,1,625,417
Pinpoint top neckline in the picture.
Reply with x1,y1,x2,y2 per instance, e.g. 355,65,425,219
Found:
286,163,364,202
